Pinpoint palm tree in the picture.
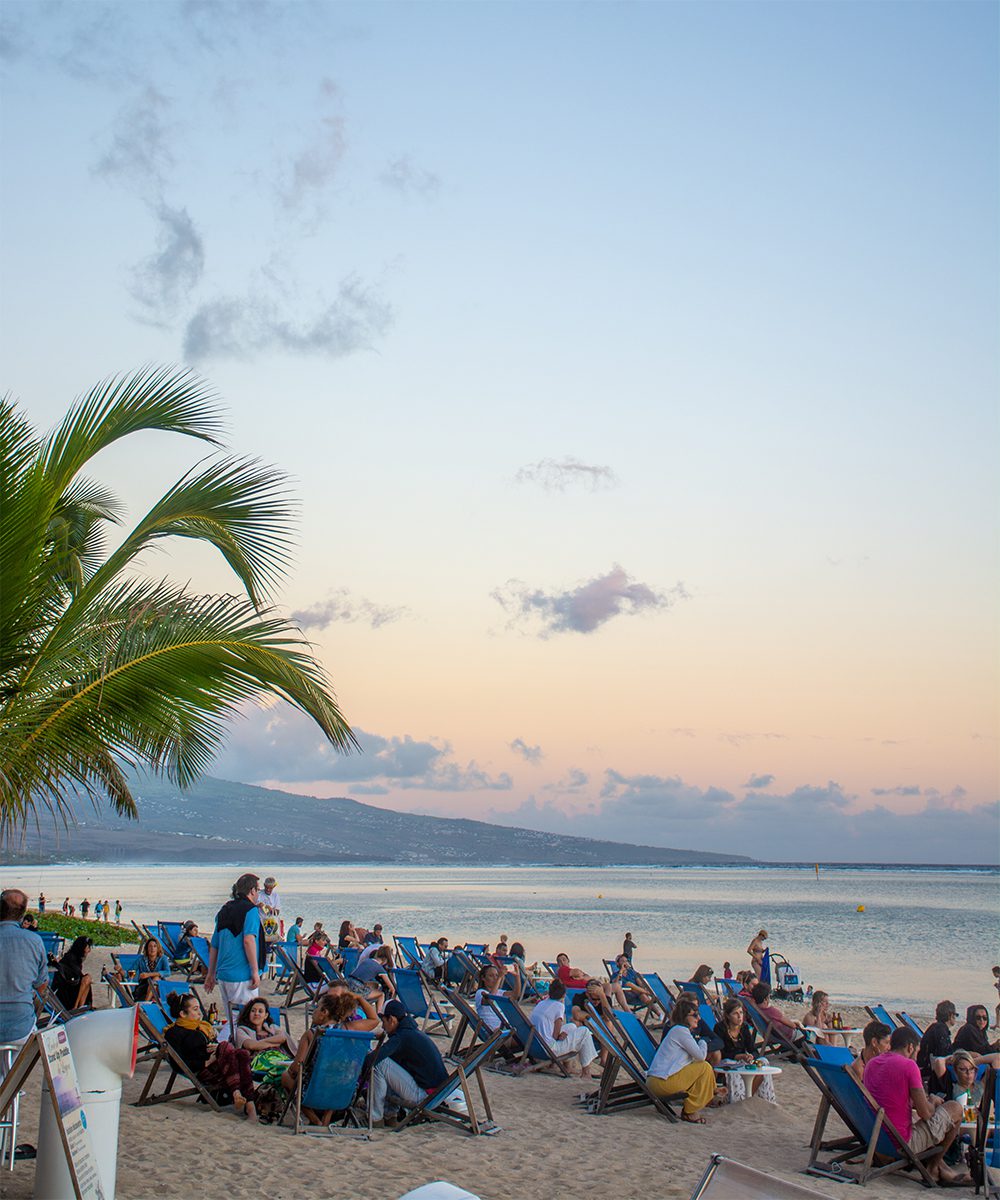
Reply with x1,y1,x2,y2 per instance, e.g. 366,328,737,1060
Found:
0,365,357,840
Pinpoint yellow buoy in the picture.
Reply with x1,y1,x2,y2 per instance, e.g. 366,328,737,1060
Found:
597,894,603,899
856,904,865,912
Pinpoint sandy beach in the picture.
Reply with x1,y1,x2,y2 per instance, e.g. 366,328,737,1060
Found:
3,944,981,1200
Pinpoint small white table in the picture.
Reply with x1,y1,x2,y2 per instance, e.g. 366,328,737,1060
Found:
804,1026,861,1046
717,1063,782,1104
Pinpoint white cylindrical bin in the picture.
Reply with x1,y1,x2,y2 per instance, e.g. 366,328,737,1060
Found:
36,1007,138,1200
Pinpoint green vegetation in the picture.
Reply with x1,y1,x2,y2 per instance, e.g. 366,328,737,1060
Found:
0,366,357,840
33,911,137,947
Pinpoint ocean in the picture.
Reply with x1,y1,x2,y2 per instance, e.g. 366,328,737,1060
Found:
21,862,998,1012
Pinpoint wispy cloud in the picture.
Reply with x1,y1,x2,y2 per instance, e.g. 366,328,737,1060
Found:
543,768,590,793
291,588,408,631
514,456,618,492
509,738,543,764
744,773,775,789
94,86,174,197
279,111,347,213
379,156,440,199
492,564,689,637
128,202,205,317
183,274,393,363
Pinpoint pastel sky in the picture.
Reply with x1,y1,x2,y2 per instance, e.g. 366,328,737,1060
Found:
2,1,997,863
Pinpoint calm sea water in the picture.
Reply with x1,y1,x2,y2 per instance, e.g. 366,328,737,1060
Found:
19,863,998,1013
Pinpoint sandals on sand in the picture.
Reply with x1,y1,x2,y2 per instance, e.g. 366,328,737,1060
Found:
681,1112,707,1124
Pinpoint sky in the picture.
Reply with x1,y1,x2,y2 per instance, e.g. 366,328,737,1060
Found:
1,0,997,863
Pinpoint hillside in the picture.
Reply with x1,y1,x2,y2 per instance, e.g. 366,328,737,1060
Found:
9,773,753,866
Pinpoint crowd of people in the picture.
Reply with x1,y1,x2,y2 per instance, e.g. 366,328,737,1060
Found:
2,879,997,1175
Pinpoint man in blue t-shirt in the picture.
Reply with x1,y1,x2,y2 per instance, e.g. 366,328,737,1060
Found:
205,873,264,1033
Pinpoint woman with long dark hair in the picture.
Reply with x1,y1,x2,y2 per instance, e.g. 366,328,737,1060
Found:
164,992,258,1121
645,998,718,1123
52,937,94,1010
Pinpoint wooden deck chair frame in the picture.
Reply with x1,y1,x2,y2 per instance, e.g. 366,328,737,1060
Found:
393,936,424,969
131,918,155,944
134,1005,221,1111
970,1065,999,1197
738,996,807,1062
392,1027,506,1136
484,994,572,1077
444,987,495,1062
393,969,453,1038
585,1007,684,1122
691,1153,832,1199
273,943,321,1011
802,1057,938,1187
896,1011,925,1037
637,971,676,1026
865,1005,899,1029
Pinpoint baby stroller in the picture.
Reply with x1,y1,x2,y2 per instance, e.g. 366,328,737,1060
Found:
767,951,805,1002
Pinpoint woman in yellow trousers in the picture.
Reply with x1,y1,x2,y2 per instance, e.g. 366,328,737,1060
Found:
646,997,718,1122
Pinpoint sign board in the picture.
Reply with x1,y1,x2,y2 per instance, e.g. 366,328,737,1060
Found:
38,1025,107,1200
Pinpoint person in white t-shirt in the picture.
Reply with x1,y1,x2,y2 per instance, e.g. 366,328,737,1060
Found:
473,965,505,1033
529,979,598,1077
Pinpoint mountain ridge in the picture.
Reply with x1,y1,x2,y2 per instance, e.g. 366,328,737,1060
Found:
9,773,754,866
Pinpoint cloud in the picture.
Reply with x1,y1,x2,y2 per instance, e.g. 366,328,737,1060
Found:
94,87,174,196
489,772,997,863
379,156,440,199
514,457,618,492
291,589,407,632
128,202,205,317
183,274,393,363
279,112,347,213
213,704,512,794
542,768,590,793
492,564,689,637
871,785,921,797
744,773,775,789
509,738,543,764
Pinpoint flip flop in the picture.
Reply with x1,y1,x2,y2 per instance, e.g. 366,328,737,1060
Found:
681,1112,707,1124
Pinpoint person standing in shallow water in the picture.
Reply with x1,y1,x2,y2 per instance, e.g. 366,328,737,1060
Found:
747,929,767,975
623,932,637,961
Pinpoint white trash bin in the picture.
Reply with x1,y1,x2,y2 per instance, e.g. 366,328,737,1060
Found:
36,1007,138,1200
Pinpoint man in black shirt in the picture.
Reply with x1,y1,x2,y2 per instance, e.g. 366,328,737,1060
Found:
917,1000,957,1084
371,999,448,1126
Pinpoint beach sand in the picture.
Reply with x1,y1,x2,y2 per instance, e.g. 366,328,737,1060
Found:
1,947,974,1200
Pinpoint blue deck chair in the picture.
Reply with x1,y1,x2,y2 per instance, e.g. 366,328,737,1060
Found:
738,996,806,1061
394,969,453,1037
272,943,321,1010
157,980,192,1014
802,1057,938,1186
691,1154,832,1199
156,921,183,954
340,947,361,976
584,1005,684,1121
811,1044,854,1066
675,980,713,1006
865,1004,898,1028
393,1027,506,1136
638,971,676,1022
112,953,145,981
463,943,486,956
292,1026,374,1136
187,935,213,974
543,961,560,979
394,936,424,968
970,1065,999,1191
716,977,741,1000
37,931,64,959
610,1008,659,1069
446,947,479,991
134,1003,222,1111
131,919,155,944
896,1011,924,1036
485,994,571,1076
698,1002,720,1032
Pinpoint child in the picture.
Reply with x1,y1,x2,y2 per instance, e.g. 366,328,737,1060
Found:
723,961,733,980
